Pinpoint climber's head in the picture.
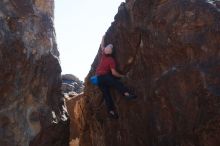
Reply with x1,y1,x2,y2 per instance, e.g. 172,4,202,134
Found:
104,44,113,55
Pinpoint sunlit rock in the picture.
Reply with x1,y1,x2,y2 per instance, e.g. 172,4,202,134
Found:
61,74,84,94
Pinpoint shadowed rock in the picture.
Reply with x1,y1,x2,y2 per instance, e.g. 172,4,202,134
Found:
0,0,69,146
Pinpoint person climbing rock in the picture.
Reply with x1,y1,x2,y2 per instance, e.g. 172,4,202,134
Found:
95,34,136,119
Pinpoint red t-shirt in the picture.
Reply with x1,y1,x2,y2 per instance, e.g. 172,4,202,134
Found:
96,54,116,76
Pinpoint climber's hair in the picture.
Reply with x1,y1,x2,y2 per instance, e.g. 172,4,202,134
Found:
104,44,113,55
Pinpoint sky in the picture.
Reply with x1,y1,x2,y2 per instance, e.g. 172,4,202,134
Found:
54,0,124,81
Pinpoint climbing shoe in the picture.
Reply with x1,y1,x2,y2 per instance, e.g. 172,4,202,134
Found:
108,110,119,119
125,94,137,100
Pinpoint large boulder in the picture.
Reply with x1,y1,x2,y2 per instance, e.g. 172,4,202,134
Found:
61,74,84,94
76,0,220,146
0,0,68,146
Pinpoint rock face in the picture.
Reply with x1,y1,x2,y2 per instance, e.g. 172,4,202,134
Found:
77,0,220,146
66,94,85,146
0,0,68,146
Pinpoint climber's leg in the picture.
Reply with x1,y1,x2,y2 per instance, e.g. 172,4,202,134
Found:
98,76,115,111
103,74,136,99
103,74,128,95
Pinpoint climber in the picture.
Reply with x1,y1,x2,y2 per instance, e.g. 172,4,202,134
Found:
95,34,136,119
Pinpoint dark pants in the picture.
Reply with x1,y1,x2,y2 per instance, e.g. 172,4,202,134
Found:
97,74,128,111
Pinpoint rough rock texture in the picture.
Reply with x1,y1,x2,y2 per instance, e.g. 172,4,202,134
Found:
66,94,85,146
0,0,68,146
61,74,84,94
77,0,220,146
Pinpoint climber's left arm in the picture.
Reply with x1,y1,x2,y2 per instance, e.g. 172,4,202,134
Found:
111,68,125,78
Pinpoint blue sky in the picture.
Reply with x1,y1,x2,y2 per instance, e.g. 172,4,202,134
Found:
54,0,124,80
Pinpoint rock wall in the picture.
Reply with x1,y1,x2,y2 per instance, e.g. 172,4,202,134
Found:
78,0,220,146
0,0,68,146
67,94,85,146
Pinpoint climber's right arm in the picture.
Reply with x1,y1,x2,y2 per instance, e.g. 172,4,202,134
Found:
100,35,105,51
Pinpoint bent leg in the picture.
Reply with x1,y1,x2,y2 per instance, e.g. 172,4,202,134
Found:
105,75,129,95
